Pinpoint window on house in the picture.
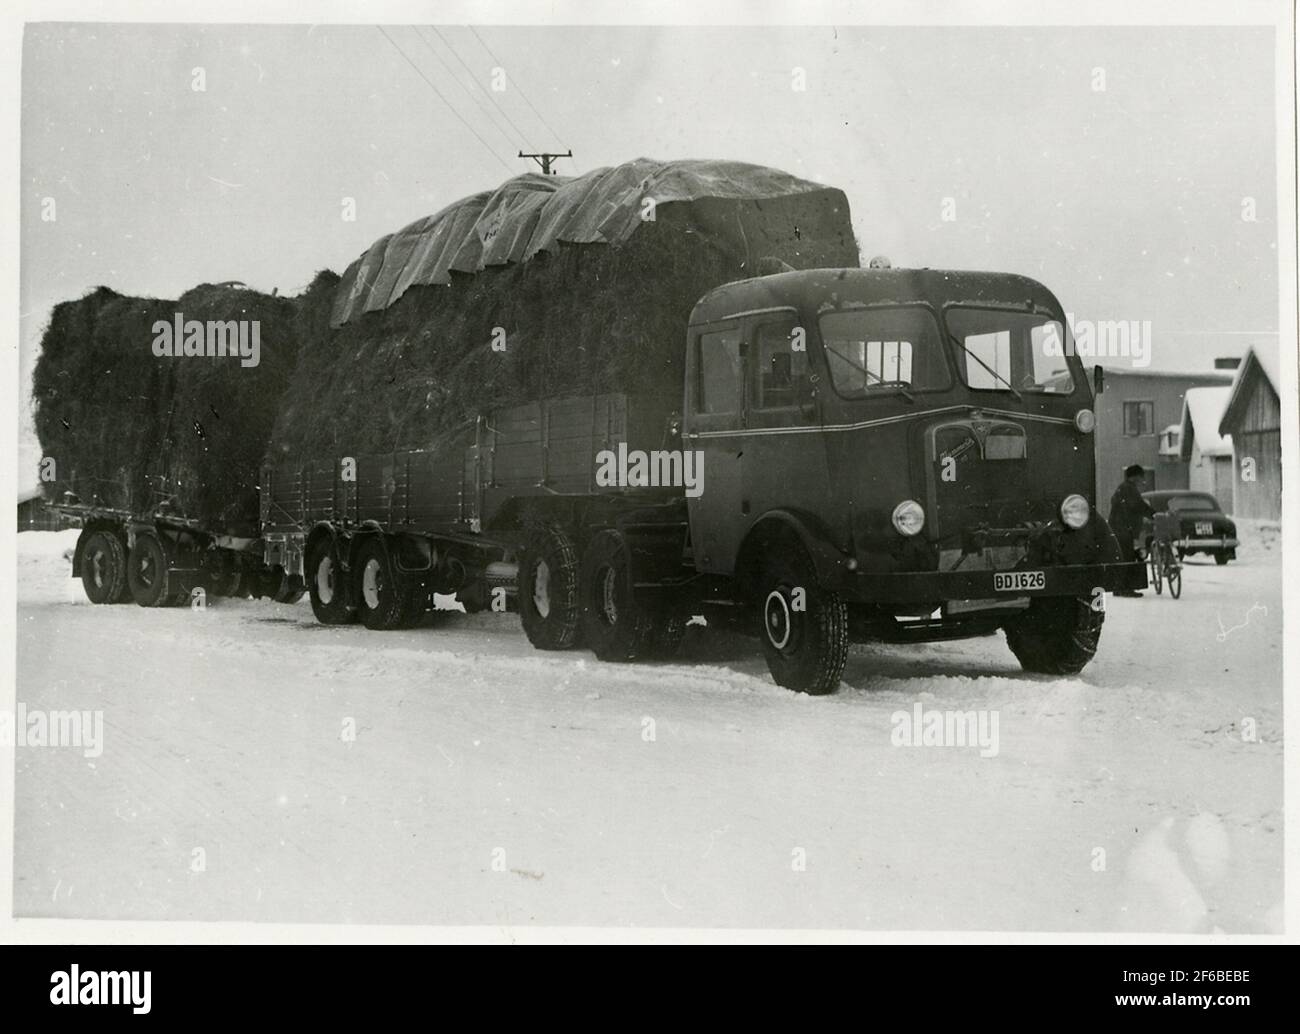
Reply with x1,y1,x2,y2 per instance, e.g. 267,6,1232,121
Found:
1123,400,1154,436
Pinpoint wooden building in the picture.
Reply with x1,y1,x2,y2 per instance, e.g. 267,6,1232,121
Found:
1218,346,1282,520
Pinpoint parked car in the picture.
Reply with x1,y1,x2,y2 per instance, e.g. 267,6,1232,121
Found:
1142,490,1239,564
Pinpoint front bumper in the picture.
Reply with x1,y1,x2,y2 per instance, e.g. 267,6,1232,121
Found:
833,560,1147,604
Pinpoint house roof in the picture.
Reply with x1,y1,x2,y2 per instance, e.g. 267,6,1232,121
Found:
1179,386,1233,460
1092,364,1233,383
1219,345,1281,436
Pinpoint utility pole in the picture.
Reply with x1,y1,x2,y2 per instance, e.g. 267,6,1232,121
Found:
518,150,572,175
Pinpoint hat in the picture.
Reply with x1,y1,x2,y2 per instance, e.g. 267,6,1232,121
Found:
1124,464,1145,479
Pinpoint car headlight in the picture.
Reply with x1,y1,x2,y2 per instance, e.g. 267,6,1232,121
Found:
1060,493,1090,529
1074,408,1096,433
891,499,925,536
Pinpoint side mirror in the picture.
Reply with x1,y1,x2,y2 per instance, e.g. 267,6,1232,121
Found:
1092,365,1104,395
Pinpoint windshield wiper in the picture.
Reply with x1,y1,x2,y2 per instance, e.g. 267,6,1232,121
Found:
945,333,1022,401
824,345,914,403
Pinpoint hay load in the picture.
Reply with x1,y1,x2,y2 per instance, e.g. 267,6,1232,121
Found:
269,158,858,458
32,282,311,535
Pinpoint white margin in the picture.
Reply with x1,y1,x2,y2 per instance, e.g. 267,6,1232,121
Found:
0,0,1295,947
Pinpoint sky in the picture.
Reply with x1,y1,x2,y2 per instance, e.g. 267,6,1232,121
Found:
18,22,1281,469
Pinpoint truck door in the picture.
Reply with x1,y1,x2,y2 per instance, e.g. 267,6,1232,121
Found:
742,310,833,541
685,320,746,574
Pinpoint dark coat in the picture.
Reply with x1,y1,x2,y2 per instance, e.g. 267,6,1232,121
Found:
1109,478,1155,537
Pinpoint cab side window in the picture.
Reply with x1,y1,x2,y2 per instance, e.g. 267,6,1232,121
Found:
697,326,743,415
752,318,808,411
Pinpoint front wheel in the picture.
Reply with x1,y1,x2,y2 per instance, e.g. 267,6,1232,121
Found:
1215,554,1230,566
755,548,848,695
1149,547,1164,595
1004,596,1104,675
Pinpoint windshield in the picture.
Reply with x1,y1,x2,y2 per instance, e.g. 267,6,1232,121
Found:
945,307,1075,394
1168,495,1220,513
819,306,952,397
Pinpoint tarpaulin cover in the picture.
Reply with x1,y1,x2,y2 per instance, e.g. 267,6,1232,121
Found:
331,158,849,327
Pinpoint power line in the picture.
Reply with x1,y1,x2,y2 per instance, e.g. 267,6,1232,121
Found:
412,27,526,154
467,25,568,151
423,26,535,153
375,25,515,176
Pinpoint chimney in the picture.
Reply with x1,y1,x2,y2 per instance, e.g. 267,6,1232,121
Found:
1214,356,1241,370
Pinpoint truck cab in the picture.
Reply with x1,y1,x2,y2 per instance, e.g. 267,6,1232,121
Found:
683,267,1145,691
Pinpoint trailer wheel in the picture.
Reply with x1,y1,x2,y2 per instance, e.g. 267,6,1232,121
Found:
756,547,848,695
306,537,357,625
578,530,662,661
127,533,181,607
79,530,129,604
518,524,582,649
1004,596,1103,675
353,537,417,630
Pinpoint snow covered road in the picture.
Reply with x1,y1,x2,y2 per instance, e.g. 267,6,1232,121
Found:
12,526,1283,931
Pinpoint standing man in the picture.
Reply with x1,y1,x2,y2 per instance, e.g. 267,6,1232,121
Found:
1109,464,1154,597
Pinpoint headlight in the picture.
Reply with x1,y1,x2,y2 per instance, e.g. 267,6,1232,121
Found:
1060,494,1090,529
891,499,925,536
1074,408,1096,433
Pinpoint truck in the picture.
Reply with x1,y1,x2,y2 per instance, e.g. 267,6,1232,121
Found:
59,264,1147,695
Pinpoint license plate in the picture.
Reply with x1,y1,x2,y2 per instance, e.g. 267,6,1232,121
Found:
994,570,1045,592
1196,521,1213,535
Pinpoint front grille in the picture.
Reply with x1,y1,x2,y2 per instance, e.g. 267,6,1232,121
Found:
927,419,1051,540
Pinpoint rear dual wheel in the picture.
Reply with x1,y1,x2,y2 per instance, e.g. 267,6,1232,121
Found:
353,537,424,630
518,524,583,650
127,533,186,607
79,529,131,604
306,537,357,625
578,530,686,662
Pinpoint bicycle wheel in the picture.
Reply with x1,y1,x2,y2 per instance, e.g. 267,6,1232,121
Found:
1166,556,1182,599
1150,545,1163,595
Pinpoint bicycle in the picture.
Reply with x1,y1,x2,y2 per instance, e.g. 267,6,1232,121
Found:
1142,512,1183,599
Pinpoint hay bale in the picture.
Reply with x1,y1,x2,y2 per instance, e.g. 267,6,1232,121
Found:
269,163,858,460
32,282,315,534
32,288,178,513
